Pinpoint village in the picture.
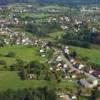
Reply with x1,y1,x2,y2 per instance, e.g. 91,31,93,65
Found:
0,25,100,100
0,4,100,100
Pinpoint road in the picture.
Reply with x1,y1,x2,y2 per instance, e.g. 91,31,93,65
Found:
59,49,98,81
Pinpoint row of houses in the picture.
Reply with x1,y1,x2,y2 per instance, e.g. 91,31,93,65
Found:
63,46,99,88
48,14,98,33
0,28,34,45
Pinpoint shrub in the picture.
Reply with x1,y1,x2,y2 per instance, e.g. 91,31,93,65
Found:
10,64,17,71
0,60,6,65
5,52,16,57
19,68,27,80
0,53,3,57
26,45,33,48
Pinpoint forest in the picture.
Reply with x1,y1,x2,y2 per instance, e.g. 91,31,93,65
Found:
0,87,57,100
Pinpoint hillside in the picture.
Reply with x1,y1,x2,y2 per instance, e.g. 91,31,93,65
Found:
0,0,100,5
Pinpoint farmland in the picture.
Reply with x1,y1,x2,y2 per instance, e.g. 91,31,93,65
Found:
0,71,77,91
0,45,47,70
71,46,100,66
0,2,100,100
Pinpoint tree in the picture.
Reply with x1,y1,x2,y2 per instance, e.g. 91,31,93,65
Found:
25,23,38,34
19,68,27,80
0,87,58,100
0,38,5,47
28,61,44,79
5,52,16,57
62,26,91,48
70,51,77,58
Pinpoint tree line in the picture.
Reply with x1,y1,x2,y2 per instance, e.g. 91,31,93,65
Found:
0,87,57,100
61,23,100,48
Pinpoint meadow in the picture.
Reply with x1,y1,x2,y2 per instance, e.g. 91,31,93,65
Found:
20,12,58,20
0,45,47,69
0,45,76,91
0,71,76,91
71,46,100,65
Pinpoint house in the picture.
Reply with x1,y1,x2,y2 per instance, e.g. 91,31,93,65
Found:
65,17,70,22
92,80,98,87
91,71,100,78
72,75,77,79
56,56,62,62
64,46,70,54
70,58,75,63
59,94,72,100
65,75,70,79
56,68,61,71
50,67,53,71
71,95,77,100
28,74,37,80
79,78,98,88
57,63,62,68
40,49,44,53
41,54,46,57
63,64,68,68
79,79,92,88
78,64,85,70
59,17,64,21
74,19,82,25
52,18,57,21
92,27,97,32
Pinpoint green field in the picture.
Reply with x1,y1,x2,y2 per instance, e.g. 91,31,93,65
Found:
0,71,76,91
0,45,47,69
40,31,64,42
49,31,64,38
20,13,53,19
71,46,100,65
0,71,51,91
0,45,77,91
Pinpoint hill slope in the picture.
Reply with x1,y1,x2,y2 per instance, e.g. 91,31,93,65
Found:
0,0,100,5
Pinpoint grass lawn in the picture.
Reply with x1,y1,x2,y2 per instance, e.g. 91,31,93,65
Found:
20,13,52,19
78,96,89,100
0,71,48,91
0,45,47,68
71,46,100,65
0,45,77,91
49,31,64,38
41,31,64,42
0,71,77,91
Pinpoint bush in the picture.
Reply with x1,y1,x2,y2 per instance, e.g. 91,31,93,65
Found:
62,40,90,48
5,52,16,57
19,68,27,80
0,53,3,57
0,60,6,65
0,87,57,100
10,64,17,71
26,45,33,48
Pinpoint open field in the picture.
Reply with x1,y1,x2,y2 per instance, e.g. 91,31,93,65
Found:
0,71,77,91
0,71,49,91
71,46,100,65
49,31,64,38
20,13,51,19
0,45,47,69
0,45,77,91
40,31,64,42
